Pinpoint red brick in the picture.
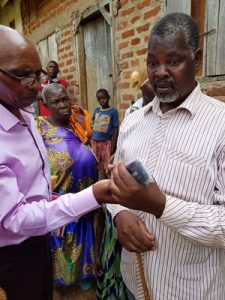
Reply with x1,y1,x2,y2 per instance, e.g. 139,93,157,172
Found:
144,36,149,43
131,59,140,67
120,0,128,6
137,0,151,9
58,46,65,53
62,68,69,74
136,23,150,33
70,80,78,86
66,58,73,65
136,48,148,56
122,51,134,59
131,38,141,46
65,45,71,51
122,94,135,101
119,102,129,109
119,41,129,50
62,53,68,59
120,62,129,70
61,38,68,46
64,30,71,37
130,16,140,24
67,74,74,80
121,29,135,39
68,88,74,95
70,66,76,72
144,6,161,20
58,61,65,68
120,7,135,17
118,82,130,89
123,71,132,80
117,21,129,31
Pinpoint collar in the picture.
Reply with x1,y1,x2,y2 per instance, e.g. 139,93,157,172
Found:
144,82,201,117
0,104,33,131
99,107,111,111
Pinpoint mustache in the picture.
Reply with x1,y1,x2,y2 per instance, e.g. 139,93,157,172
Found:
153,80,174,87
151,80,177,93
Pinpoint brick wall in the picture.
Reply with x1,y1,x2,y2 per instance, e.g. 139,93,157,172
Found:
21,0,225,120
114,0,161,118
21,0,162,119
22,0,82,101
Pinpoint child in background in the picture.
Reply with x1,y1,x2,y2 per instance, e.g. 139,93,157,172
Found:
91,89,118,179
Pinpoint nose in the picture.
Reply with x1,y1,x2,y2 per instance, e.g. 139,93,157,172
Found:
155,64,169,78
58,100,67,108
28,79,41,93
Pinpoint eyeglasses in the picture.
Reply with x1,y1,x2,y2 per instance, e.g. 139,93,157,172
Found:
0,68,48,87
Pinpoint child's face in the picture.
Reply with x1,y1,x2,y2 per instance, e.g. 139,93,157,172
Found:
97,91,110,108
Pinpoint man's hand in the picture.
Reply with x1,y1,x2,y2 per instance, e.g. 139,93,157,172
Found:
115,211,155,253
92,180,111,204
109,161,166,218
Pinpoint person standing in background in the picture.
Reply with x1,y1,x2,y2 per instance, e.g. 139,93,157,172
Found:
124,65,155,118
0,25,125,300
91,88,118,179
38,60,68,116
36,83,98,293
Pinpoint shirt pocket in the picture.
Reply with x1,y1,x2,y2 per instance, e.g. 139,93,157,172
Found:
167,148,207,169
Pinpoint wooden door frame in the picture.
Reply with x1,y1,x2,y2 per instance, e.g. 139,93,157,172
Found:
75,0,117,109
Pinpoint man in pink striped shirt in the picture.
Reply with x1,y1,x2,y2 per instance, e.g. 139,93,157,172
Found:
0,25,119,300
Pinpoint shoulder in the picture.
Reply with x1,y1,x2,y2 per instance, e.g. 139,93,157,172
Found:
133,98,143,108
35,116,50,135
120,105,146,132
93,107,100,114
59,79,68,88
35,116,48,125
110,107,118,114
200,92,225,117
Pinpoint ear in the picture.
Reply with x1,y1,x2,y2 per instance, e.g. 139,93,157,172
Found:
194,48,202,70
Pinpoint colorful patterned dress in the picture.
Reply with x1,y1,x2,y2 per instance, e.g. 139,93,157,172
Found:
96,207,128,300
36,117,98,287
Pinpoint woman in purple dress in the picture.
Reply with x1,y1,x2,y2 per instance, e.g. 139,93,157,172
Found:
36,83,98,292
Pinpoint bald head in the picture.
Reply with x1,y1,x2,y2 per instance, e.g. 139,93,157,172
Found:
0,26,33,64
0,25,42,109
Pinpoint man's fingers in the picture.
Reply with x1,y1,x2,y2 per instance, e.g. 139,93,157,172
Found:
138,220,155,241
108,164,113,172
109,179,122,199
117,161,139,186
119,234,155,252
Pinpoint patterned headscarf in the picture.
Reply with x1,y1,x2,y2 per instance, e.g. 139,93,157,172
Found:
70,104,92,144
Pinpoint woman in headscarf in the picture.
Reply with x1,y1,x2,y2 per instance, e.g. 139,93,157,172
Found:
36,83,97,293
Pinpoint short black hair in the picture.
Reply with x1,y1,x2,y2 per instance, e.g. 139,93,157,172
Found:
47,60,58,67
96,88,110,98
150,13,199,57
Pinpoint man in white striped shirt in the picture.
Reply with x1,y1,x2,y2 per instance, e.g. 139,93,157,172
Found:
107,13,225,300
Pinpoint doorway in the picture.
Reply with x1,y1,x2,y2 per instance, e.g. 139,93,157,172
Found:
82,15,113,114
